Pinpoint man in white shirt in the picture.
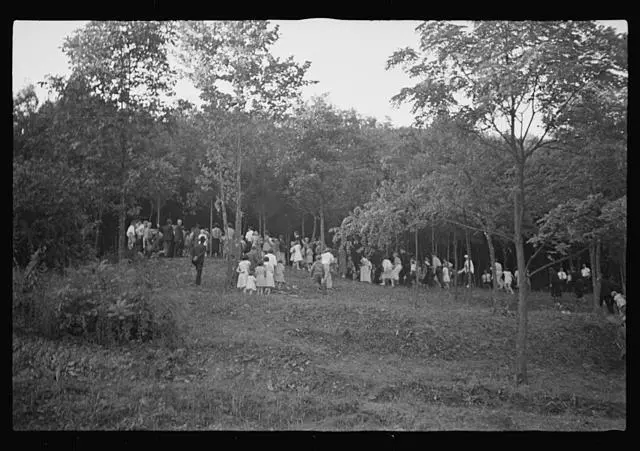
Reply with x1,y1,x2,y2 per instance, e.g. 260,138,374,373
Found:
581,264,591,279
245,227,254,244
557,267,567,292
127,221,137,250
211,223,222,257
503,269,514,294
458,254,475,288
321,247,336,289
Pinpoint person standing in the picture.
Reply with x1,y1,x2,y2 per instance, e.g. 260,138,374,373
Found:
338,242,348,279
173,219,184,258
211,223,222,258
245,227,254,244
350,239,363,276
310,255,326,293
557,267,568,293
290,239,303,270
263,256,275,295
399,249,411,286
161,219,174,257
127,220,137,251
442,262,451,289
135,220,145,253
495,261,504,290
581,264,592,293
321,247,336,289
432,254,443,288
360,256,372,283
277,234,287,265
503,268,514,294
255,261,266,296
191,236,207,286
381,257,393,287
275,258,286,289
236,255,251,291
458,254,475,288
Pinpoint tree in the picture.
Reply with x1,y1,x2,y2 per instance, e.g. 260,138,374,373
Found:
62,21,176,262
388,20,627,384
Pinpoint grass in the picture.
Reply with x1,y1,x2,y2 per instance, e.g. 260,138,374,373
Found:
12,257,626,430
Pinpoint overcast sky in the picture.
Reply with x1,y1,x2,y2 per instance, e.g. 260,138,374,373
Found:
12,20,627,128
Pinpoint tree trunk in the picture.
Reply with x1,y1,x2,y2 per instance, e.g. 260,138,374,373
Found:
209,198,214,256
514,161,529,385
301,213,305,238
431,224,435,254
118,188,126,263
311,214,317,242
621,236,626,296
94,208,103,256
453,228,459,300
156,196,161,229
590,239,602,314
465,227,472,292
319,206,326,249
486,231,498,312
447,232,450,264
415,229,418,262
258,211,262,236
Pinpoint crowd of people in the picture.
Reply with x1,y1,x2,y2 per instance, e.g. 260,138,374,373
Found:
125,219,626,316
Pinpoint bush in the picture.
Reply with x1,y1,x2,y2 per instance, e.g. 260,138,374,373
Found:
13,258,186,347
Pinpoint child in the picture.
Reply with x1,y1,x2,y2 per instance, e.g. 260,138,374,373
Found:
360,256,372,283
290,240,303,270
244,272,257,295
304,238,314,271
236,255,251,291
310,254,326,292
503,268,514,294
410,258,417,285
381,257,393,287
275,258,286,289
442,263,451,289
263,256,275,295
482,270,492,289
255,261,266,295
391,255,402,287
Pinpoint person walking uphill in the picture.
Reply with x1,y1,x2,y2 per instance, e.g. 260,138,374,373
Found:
191,236,207,286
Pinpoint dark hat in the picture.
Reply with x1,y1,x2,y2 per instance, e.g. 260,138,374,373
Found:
199,236,206,242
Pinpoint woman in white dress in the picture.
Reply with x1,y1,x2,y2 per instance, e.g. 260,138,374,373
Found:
290,240,303,270
236,256,251,290
381,258,393,286
360,256,372,283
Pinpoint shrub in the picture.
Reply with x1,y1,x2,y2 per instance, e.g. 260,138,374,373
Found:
13,257,186,347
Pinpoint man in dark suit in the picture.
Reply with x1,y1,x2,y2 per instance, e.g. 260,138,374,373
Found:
191,236,207,286
161,219,174,257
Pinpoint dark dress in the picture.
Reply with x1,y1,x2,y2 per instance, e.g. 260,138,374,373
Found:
191,242,206,285
573,272,584,299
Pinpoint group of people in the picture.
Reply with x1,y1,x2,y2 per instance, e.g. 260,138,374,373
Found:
480,261,520,294
547,263,598,301
126,219,236,260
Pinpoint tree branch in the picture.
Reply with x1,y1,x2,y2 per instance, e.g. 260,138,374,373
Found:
525,244,546,271
528,247,589,278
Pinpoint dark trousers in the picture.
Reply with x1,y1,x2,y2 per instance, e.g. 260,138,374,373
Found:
195,262,203,285
211,238,220,256
174,240,184,257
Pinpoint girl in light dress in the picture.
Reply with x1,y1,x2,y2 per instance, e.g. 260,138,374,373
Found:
263,256,275,295
304,238,314,271
290,240,303,270
360,256,372,283
255,261,267,295
236,255,251,291
442,261,451,289
275,258,286,289
391,254,402,287
381,257,393,286
244,272,257,294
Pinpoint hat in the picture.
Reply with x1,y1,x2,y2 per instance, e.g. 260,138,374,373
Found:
464,254,469,258
199,236,206,242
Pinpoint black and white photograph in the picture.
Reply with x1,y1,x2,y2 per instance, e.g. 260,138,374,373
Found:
12,19,627,431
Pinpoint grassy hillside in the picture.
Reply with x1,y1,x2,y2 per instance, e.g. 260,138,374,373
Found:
12,257,626,430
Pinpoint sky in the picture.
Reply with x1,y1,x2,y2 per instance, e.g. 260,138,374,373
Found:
12,20,627,128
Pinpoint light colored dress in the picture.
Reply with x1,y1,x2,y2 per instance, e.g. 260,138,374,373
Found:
245,275,257,292
255,266,267,287
442,266,451,283
275,263,285,283
236,260,251,288
360,258,372,283
264,262,275,287
391,257,402,281
305,245,314,265
290,243,303,262
381,259,393,281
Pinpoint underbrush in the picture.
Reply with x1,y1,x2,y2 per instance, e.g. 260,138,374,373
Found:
13,258,187,348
